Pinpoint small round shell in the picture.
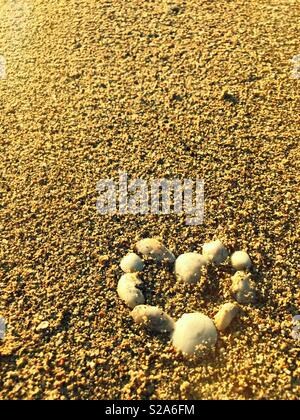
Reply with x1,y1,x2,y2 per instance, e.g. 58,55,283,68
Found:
214,302,239,331
172,313,218,355
202,240,229,265
231,271,255,304
120,253,144,273
131,305,174,333
135,238,175,264
117,274,144,309
175,253,208,284
231,251,252,271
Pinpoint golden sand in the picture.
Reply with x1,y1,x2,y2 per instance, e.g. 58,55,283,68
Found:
0,0,300,400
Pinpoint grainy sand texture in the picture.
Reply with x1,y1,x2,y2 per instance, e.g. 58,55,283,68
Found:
0,0,300,400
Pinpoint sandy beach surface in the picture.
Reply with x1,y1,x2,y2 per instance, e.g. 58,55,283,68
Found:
0,0,299,400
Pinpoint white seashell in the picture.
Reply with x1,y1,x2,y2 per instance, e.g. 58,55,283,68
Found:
231,271,251,293
135,238,175,263
118,273,143,288
231,251,252,271
231,271,255,304
120,253,144,273
117,273,144,309
175,253,208,284
214,302,239,331
202,240,229,265
172,313,218,355
131,305,174,333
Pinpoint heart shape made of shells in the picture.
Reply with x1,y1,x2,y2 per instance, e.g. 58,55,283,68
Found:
118,238,256,356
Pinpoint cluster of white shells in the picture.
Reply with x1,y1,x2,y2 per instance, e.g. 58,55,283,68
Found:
117,238,256,356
